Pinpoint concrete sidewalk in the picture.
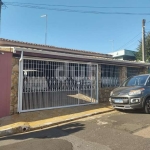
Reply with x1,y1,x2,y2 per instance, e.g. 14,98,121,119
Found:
0,103,114,137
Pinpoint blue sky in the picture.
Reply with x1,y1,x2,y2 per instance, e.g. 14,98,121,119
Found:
2,0,150,54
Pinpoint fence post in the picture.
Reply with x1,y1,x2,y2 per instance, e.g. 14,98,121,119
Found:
98,64,101,103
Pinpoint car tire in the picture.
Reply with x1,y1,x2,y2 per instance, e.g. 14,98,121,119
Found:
144,99,150,114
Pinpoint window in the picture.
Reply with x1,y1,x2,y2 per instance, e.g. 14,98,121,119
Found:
127,67,140,78
122,75,149,87
101,65,120,87
146,77,150,86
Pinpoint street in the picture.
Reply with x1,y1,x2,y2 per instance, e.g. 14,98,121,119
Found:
0,110,150,150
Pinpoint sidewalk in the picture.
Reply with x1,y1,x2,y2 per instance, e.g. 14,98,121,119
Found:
0,103,114,137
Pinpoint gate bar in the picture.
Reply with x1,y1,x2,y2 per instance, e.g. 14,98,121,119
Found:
18,51,24,113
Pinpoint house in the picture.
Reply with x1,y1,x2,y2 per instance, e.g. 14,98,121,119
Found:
0,38,149,118
109,49,136,61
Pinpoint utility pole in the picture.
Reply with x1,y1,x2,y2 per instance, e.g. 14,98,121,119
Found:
0,0,3,32
142,19,146,62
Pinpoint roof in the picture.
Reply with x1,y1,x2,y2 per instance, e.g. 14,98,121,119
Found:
12,47,150,67
0,38,112,58
1,38,150,67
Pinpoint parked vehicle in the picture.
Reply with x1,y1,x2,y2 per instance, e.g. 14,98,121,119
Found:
109,74,150,113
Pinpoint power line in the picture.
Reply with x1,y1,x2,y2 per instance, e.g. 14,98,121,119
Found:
3,2,150,15
116,32,141,50
125,39,140,49
4,2,150,9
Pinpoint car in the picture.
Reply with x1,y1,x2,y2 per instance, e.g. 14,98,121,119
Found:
109,74,150,113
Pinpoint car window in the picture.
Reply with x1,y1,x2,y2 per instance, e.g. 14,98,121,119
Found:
146,77,150,86
121,75,149,87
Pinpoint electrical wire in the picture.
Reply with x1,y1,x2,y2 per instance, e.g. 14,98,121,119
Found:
2,3,7,9
116,32,141,50
125,39,140,49
4,2,150,9
3,2,150,15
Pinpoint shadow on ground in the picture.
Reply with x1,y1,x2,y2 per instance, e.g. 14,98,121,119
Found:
0,122,85,141
116,109,146,114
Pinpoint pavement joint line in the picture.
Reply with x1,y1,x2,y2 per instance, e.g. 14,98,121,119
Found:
0,108,114,137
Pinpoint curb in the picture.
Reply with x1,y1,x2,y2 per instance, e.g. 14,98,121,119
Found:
0,108,114,137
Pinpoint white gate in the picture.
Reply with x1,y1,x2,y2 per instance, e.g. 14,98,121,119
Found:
18,57,98,112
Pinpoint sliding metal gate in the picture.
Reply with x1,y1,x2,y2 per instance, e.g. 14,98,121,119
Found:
18,57,98,112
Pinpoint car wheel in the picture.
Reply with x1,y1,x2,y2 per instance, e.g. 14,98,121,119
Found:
144,99,150,114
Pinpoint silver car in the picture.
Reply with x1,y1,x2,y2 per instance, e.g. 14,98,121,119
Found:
109,74,150,113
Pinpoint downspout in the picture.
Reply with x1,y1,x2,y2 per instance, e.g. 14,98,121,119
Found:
19,50,23,61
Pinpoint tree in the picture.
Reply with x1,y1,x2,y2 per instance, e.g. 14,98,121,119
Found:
136,32,150,62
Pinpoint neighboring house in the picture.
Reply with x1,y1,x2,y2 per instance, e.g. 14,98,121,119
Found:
0,38,149,118
109,49,136,61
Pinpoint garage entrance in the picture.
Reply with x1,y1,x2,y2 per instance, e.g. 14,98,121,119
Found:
18,58,98,112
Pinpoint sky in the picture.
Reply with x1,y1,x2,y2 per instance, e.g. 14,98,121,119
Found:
1,0,150,54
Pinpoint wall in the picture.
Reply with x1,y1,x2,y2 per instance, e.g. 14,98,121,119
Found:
10,57,19,115
139,67,148,74
0,52,12,118
99,65,146,102
99,87,115,102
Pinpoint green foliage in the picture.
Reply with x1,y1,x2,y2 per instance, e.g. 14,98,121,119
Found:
136,32,150,61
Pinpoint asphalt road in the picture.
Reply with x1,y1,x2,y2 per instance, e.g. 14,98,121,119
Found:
0,110,150,150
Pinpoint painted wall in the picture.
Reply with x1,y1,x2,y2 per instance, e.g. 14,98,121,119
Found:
0,52,12,118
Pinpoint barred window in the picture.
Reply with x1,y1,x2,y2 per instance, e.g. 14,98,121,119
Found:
101,65,120,88
127,67,140,78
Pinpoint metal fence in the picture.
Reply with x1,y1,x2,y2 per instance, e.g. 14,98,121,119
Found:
101,65,120,88
19,58,98,112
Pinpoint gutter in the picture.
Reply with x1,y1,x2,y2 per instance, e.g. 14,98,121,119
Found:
19,51,23,61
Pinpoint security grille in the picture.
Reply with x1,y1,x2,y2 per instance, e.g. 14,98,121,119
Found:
101,65,120,88
127,67,140,78
19,58,98,112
